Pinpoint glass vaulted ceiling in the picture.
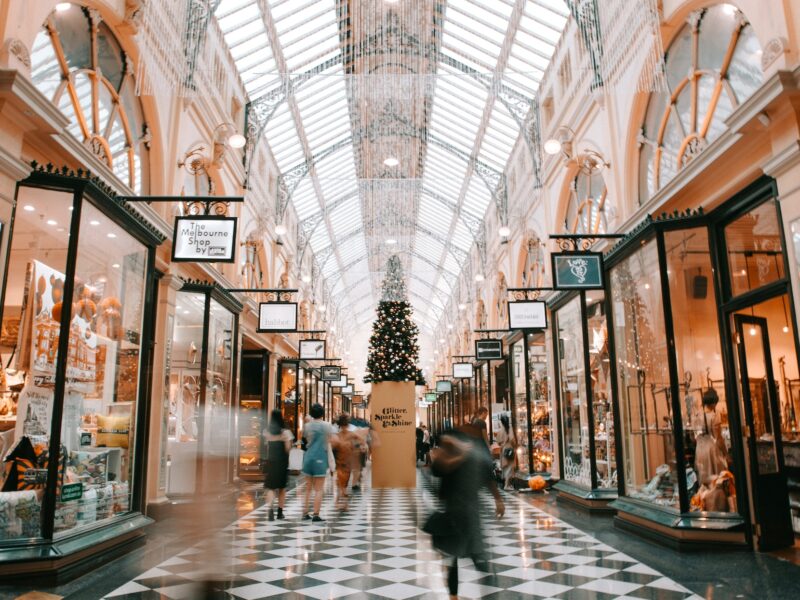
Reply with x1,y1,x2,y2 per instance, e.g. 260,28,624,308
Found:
215,0,569,334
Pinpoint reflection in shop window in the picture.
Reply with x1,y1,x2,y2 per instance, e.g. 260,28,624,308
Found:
639,5,763,204
30,4,149,193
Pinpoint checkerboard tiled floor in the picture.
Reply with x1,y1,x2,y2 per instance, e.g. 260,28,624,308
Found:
104,470,702,599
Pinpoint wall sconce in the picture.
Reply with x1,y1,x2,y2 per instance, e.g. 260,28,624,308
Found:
544,126,574,157
545,126,609,173
212,123,246,166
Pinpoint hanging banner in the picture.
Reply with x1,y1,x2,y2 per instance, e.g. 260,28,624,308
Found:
452,363,474,379
508,300,547,330
299,339,326,360
425,392,437,403
172,215,237,262
475,339,503,360
257,302,298,333
320,365,341,381
552,252,604,290
435,380,452,393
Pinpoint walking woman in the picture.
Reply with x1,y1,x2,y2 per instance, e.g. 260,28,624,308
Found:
428,428,504,600
262,409,293,521
495,414,517,490
302,403,332,522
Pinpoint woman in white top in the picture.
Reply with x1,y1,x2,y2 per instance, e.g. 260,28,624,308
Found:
494,414,517,490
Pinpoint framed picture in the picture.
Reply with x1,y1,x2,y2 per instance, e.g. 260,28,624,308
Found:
551,252,605,290
172,215,237,263
508,300,547,330
435,380,452,393
257,302,298,333
320,365,341,381
299,339,325,360
475,339,503,361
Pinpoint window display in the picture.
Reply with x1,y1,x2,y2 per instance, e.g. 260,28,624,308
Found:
511,341,529,473
279,362,299,438
587,292,616,488
239,351,269,479
0,176,160,544
528,333,552,474
610,239,678,508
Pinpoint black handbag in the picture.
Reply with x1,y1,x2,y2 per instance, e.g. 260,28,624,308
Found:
503,447,514,460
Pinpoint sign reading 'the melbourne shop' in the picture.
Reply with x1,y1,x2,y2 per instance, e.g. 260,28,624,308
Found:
552,252,604,289
172,215,237,262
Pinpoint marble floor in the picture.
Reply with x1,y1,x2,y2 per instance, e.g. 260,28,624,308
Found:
99,472,700,600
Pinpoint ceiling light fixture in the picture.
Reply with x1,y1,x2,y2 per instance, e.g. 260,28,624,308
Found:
319,304,326,312
55,2,71,12
275,224,287,236
544,138,562,155
112,263,120,269
385,238,397,245
90,220,100,226
383,157,399,167
23,205,35,212
107,233,116,238
474,273,484,282
498,226,511,237
458,303,466,311
46,220,57,226
228,133,246,149
302,274,311,283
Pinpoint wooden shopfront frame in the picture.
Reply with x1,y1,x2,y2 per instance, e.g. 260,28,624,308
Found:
0,168,164,575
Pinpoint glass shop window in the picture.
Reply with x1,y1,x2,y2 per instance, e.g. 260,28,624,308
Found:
280,363,299,437
528,333,552,474
54,202,147,535
511,341,529,473
725,200,785,297
665,228,735,513
587,292,616,488
610,240,676,508
557,297,590,486
166,291,205,497
0,187,74,540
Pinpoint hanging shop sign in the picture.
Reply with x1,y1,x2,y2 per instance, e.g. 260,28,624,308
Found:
320,365,341,381
352,394,365,406
508,300,547,330
452,362,474,379
475,339,503,360
257,302,298,333
172,215,238,262
552,252,605,290
299,339,326,360
332,375,348,388
425,392,437,403
436,380,452,393
341,384,354,395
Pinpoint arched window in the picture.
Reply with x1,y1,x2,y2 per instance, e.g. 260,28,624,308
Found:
30,4,149,192
639,4,762,204
521,238,545,287
566,169,608,234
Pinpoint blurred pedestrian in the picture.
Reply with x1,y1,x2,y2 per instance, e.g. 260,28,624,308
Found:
302,403,332,522
421,425,431,465
350,426,369,491
332,414,358,511
426,428,504,600
262,409,293,521
416,425,424,463
471,407,490,448
495,414,517,490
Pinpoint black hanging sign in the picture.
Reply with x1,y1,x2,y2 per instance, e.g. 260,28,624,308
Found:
321,365,341,381
257,302,298,333
171,215,238,262
552,252,604,290
475,339,503,360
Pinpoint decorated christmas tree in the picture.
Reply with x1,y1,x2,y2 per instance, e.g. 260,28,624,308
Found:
364,256,425,385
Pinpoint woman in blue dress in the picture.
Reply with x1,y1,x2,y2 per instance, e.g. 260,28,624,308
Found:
301,403,332,522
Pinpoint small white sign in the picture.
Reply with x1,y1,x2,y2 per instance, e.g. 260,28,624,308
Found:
341,385,354,395
258,302,298,332
452,363,474,379
508,300,547,330
172,216,237,262
332,376,348,388
299,339,326,360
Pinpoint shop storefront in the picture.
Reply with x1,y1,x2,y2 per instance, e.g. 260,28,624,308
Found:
0,169,163,576
163,282,241,499
607,178,799,550
238,349,270,481
552,291,618,511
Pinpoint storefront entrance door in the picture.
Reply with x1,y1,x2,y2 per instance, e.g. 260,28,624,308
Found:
733,315,794,550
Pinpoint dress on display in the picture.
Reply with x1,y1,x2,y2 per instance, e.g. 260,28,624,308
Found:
694,409,727,486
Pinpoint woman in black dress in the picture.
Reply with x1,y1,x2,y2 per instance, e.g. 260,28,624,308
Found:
263,409,293,521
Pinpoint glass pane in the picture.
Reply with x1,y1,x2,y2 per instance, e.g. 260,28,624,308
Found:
0,186,75,541
610,239,678,508
665,228,736,513
726,200,785,297
529,333,552,474
55,200,147,536
166,291,205,496
511,341,529,473
280,363,299,438
557,297,590,486
586,291,616,488
201,299,234,490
